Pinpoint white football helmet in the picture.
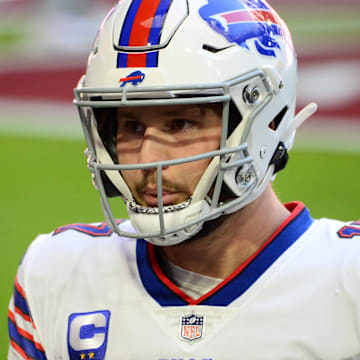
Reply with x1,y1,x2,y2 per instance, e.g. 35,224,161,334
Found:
74,0,317,246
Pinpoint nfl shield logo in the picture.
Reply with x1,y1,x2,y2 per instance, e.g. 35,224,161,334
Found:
180,313,204,342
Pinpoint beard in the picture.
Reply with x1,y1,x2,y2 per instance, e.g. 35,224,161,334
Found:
130,172,193,207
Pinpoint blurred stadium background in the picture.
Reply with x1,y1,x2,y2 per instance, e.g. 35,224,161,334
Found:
1,0,359,355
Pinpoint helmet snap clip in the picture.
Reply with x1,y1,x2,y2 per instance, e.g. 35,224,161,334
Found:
243,86,261,106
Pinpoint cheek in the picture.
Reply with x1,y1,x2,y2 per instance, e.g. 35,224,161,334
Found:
116,142,136,165
179,157,212,190
173,136,221,188
120,169,141,191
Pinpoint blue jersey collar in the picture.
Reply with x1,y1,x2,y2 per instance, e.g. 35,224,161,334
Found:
136,202,313,307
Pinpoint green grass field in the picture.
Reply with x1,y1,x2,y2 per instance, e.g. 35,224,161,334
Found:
1,0,359,356
1,134,359,356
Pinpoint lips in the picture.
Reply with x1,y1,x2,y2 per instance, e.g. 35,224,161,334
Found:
142,187,179,207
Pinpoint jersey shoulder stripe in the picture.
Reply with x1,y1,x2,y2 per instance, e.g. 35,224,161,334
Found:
337,221,360,239
13,276,32,321
9,272,47,360
8,309,46,360
53,220,123,237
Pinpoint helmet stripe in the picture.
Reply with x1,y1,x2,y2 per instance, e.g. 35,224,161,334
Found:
145,0,172,67
118,0,142,47
128,0,163,47
117,0,173,68
145,51,159,68
147,0,172,46
117,0,142,67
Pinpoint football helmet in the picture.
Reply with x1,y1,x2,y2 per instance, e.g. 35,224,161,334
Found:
74,0,317,246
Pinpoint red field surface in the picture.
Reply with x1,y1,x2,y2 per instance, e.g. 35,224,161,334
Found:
0,52,359,122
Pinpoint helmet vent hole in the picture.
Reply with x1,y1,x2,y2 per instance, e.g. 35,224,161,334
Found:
228,100,242,136
203,44,218,53
202,44,232,53
269,106,288,131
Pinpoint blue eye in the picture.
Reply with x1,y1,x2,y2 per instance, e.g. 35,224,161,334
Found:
171,119,193,131
125,121,145,134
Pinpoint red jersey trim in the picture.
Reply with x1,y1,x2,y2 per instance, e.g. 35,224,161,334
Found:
148,201,306,305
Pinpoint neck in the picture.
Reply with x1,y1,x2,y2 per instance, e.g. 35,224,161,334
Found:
159,185,290,279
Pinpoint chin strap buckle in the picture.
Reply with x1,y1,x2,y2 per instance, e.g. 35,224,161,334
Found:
270,141,288,174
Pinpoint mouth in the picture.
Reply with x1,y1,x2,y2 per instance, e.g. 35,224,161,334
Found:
142,187,180,207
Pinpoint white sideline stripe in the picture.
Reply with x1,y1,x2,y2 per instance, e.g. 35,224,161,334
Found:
0,100,359,153
294,139,360,154
294,119,360,154
0,100,82,140
291,19,360,33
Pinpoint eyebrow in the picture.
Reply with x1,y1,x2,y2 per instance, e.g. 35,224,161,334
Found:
117,105,202,120
162,106,201,117
117,111,138,120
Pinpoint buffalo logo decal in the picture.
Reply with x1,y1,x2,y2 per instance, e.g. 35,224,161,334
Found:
119,70,145,87
199,0,286,57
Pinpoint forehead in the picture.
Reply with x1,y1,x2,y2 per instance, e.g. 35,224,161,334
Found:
117,103,222,119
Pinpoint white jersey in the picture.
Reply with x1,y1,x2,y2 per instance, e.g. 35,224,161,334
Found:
8,202,360,360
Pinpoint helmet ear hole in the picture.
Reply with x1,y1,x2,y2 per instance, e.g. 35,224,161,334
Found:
268,106,288,131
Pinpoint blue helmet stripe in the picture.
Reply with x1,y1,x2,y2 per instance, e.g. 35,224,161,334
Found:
147,0,172,46
117,0,142,67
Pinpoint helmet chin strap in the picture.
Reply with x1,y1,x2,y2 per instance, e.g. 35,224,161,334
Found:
128,199,212,246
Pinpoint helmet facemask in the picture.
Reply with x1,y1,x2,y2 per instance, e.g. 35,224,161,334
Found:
74,70,293,245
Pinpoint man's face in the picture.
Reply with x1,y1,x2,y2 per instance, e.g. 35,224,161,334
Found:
116,103,222,207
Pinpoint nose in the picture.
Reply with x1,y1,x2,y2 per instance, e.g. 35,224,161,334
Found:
138,126,171,170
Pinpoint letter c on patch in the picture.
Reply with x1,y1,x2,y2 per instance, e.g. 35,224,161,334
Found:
68,310,111,358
